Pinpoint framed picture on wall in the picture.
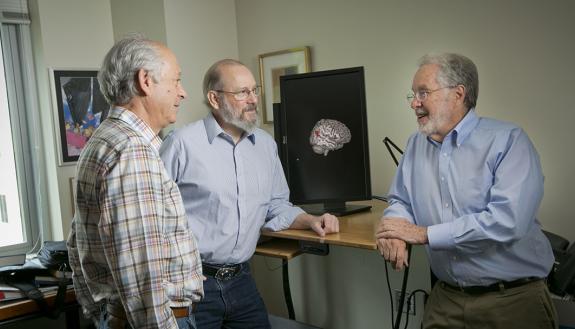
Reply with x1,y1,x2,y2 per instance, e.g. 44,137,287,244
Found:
258,47,311,123
51,69,110,165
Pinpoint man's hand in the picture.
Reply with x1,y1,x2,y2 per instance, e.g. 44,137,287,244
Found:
376,237,408,271
309,213,339,236
290,213,339,237
375,217,428,245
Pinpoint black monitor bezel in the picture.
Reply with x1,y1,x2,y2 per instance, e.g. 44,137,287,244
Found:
278,66,371,206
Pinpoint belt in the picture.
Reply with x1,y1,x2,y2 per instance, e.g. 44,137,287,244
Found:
202,262,245,281
106,303,194,322
441,277,541,295
171,306,192,318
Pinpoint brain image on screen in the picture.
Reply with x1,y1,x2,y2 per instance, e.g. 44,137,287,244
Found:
309,119,351,156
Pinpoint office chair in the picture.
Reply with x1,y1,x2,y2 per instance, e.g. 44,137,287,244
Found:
542,230,575,297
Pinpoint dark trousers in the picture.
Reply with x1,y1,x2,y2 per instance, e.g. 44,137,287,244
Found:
195,263,271,329
423,279,558,329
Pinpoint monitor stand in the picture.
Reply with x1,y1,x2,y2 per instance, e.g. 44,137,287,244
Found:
299,202,372,217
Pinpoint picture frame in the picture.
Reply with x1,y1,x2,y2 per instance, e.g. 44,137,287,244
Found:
51,69,110,165
69,177,76,215
258,47,311,123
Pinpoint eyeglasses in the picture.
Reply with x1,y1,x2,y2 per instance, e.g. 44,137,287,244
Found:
214,86,261,101
406,85,457,103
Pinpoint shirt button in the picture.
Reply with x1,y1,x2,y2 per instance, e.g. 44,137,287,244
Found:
441,176,445,181
445,203,449,208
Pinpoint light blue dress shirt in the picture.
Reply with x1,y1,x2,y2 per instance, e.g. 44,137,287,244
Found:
384,110,554,287
160,113,304,264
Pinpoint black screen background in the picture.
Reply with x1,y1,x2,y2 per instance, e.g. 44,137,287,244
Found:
280,67,370,204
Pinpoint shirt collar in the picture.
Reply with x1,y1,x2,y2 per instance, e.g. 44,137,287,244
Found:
203,112,256,145
450,108,478,147
109,107,163,152
246,131,256,144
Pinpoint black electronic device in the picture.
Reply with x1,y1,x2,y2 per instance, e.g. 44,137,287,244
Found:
544,230,575,296
276,67,371,216
553,244,575,295
273,102,288,178
299,241,329,256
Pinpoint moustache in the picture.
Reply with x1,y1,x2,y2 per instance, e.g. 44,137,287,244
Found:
243,104,258,113
415,109,428,116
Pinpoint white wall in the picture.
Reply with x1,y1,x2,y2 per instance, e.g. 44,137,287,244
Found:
110,0,167,43
163,0,239,130
236,0,575,328
30,0,114,240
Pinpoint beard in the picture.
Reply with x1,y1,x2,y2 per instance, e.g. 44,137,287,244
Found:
416,105,452,137
219,98,260,134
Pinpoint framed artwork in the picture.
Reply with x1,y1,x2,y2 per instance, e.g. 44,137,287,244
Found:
258,47,311,123
51,69,110,165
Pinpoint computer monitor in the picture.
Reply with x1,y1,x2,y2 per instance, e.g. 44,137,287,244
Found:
276,66,371,216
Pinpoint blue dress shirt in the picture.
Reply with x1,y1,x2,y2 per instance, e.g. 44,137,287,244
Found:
160,113,304,264
384,110,554,287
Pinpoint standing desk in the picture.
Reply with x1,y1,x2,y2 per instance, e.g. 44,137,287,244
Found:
254,199,385,320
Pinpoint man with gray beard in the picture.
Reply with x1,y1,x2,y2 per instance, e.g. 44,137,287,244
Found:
376,53,557,329
159,59,339,329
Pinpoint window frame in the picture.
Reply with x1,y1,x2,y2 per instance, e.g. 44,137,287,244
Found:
0,19,42,256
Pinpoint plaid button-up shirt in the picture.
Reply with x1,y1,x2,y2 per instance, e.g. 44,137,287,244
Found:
67,107,203,329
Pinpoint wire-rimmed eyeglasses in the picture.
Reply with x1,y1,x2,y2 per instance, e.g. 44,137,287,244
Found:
406,85,457,103
214,86,261,101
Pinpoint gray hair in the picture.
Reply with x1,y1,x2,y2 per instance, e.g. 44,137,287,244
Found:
202,59,245,107
98,35,164,105
418,53,478,109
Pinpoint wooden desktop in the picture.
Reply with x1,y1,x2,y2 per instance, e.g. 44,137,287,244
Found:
260,199,385,250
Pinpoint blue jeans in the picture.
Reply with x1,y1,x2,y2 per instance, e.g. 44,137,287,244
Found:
195,263,271,329
97,305,197,329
